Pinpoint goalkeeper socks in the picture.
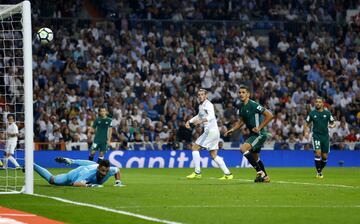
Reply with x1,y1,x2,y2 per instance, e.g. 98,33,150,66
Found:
314,157,322,173
34,164,53,182
192,151,201,174
213,156,231,175
320,159,327,172
97,157,104,164
89,155,94,161
8,156,20,167
257,159,267,176
243,151,262,172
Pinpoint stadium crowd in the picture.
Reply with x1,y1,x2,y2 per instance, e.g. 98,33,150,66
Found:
93,0,359,23
2,0,360,150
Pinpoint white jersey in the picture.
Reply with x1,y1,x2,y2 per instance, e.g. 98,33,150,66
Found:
6,122,18,143
191,99,219,132
190,99,220,150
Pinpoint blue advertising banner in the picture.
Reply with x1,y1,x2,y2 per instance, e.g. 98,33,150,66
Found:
14,150,360,168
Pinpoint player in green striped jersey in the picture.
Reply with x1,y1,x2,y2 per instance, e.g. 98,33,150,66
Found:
225,85,273,182
89,106,113,163
304,97,335,178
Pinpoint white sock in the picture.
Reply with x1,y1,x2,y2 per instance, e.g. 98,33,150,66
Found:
8,156,20,167
192,151,201,174
4,158,8,168
214,156,231,175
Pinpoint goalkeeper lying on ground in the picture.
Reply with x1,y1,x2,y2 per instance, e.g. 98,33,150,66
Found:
34,157,124,187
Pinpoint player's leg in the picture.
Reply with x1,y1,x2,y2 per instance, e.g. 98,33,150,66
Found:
89,142,98,161
319,137,330,177
97,143,107,163
34,163,54,183
55,157,97,166
186,143,202,179
52,174,71,186
210,150,233,180
312,135,323,178
3,151,9,168
241,136,265,179
4,142,20,168
320,152,328,173
250,134,270,182
252,151,270,183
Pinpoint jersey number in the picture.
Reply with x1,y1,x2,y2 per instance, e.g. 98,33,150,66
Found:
314,140,321,147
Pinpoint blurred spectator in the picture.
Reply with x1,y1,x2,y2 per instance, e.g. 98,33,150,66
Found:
18,0,358,151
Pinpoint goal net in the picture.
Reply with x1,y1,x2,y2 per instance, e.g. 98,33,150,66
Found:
0,1,33,194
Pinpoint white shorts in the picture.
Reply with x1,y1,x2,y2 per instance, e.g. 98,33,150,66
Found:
5,141,17,154
195,129,220,150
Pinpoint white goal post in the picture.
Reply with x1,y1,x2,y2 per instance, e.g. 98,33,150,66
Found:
0,1,33,194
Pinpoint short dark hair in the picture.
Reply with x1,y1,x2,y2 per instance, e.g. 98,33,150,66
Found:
239,85,250,92
315,96,324,101
99,159,110,168
99,105,107,111
7,114,14,119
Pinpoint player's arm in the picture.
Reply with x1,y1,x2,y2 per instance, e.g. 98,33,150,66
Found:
107,126,112,146
224,117,245,136
91,118,98,132
304,114,312,136
73,179,103,187
7,132,18,137
328,113,336,128
113,168,123,187
186,115,199,129
253,109,273,133
72,181,87,187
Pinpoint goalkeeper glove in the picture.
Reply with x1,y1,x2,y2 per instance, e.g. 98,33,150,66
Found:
86,184,103,188
114,180,124,187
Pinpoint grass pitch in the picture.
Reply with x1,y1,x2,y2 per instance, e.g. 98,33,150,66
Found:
1,168,359,224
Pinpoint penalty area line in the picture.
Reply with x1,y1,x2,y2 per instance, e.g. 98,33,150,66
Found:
32,193,182,224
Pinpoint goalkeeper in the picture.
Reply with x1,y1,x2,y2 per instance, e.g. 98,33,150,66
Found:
34,157,124,187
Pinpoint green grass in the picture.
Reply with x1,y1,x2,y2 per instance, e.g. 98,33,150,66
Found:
1,168,360,224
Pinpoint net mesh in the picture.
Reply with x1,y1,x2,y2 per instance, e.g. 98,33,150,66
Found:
0,6,25,193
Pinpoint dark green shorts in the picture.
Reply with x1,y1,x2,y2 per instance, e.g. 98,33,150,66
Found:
91,142,108,152
312,134,330,153
245,134,267,153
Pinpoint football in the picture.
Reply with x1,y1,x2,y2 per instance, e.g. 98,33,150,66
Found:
36,27,53,44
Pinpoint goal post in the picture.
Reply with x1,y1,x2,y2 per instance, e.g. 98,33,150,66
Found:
0,0,33,194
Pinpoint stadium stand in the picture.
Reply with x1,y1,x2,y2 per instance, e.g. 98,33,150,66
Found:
2,0,359,150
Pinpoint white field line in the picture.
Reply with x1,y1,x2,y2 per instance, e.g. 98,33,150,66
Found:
115,205,360,209
0,214,36,217
209,177,360,189
32,194,182,224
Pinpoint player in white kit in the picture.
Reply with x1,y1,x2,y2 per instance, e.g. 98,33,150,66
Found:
185,89,233,180
3,114,21,169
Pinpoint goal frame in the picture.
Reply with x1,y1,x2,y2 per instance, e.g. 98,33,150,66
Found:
0,0,33,195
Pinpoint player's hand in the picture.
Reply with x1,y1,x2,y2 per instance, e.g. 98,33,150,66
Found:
304,131,309,138
114,180,125,187
224,130,233,136
328,123,336,128
193,119,202,126
252,127,260,134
